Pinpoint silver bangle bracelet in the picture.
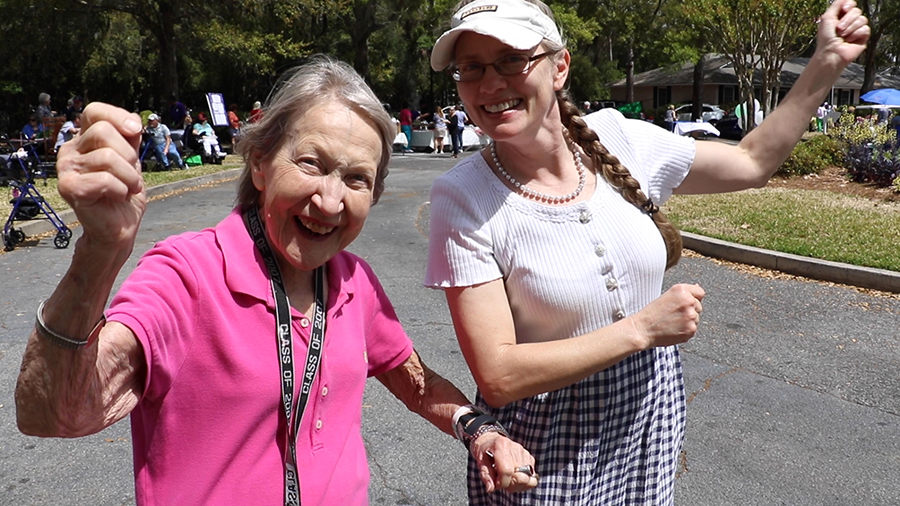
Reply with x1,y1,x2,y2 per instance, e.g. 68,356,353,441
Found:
35,299,105,349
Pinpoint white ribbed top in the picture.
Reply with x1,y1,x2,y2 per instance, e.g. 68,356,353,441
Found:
424,109,695,343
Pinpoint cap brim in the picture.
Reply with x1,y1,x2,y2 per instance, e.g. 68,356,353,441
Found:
430,19,544,71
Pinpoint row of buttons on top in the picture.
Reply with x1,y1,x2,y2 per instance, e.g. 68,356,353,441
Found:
580,208,626,322
299,316,328,430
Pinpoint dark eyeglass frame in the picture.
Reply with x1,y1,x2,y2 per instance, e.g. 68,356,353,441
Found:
448,51,554,82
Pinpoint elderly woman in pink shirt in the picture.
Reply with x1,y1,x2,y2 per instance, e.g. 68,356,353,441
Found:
15,56,538,505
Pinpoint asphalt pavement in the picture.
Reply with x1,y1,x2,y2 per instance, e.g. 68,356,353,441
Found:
0,152,897,505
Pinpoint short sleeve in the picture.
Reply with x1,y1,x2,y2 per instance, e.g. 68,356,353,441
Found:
335,254,413,377
106,242,200,402
424,169,503,289
584,110,695,205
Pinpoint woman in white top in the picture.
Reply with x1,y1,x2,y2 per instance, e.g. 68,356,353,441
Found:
424,0,869,504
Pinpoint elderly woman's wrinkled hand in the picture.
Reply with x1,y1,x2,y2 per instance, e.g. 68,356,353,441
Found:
56,102,147,248
470,431,539,494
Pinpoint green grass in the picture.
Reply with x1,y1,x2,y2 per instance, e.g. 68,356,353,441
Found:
666,187,900,272
2,157,243,219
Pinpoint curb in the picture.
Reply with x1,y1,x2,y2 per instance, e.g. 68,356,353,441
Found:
682,232,900,294
8,170,899,294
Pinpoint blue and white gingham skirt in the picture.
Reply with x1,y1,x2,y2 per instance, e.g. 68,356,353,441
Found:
468,346,685,506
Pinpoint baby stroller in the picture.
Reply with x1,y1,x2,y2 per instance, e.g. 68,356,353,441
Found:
1,137,71,251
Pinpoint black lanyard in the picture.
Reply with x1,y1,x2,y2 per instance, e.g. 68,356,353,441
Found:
246,207,326,506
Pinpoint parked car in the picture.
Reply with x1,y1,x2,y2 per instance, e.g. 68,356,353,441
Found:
675,103,725,123
714,111,742,140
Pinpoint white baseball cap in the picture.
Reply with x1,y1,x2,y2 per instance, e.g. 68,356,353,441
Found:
430,0,562,71
148,113,160,121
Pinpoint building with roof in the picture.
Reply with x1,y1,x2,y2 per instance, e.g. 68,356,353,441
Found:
608,54,900,112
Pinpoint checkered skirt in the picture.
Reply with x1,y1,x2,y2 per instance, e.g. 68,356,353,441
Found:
468,346,685,505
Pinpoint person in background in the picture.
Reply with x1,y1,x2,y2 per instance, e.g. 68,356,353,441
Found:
54,112,81,152
36,93,54,119
192,112,226,160
21,115,44,140
228,103,241,146
425,0,868,504
248,101,264,123
15,56,538,505
433,106,448,154
665,104,677,132
167,95,188,130
449,105,468,158
582,101,591,114
399,102,414,153
816,102,828,132
65,97,84,122
145,113,184,170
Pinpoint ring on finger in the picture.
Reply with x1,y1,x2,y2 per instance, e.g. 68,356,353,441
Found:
515,465,535,476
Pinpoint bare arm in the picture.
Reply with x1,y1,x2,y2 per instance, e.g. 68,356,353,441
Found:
678,0,869,194
376,350,538,493
445,280,705,407
16,103,148,437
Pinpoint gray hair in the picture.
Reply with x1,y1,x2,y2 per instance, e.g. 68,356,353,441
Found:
38,93,50,104
235,55,394,208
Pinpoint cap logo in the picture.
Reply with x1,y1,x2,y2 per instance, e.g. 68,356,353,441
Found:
459,4,498,19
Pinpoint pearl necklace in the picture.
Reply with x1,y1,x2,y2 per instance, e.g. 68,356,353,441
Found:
490,141,586,205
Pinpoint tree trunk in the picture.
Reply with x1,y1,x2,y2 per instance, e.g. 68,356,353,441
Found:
625,40,634,104
862,30,882,93
692,54,705,121
349,0,378,80
157,0,179,103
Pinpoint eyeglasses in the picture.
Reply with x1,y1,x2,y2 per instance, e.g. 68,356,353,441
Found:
449,52,554,82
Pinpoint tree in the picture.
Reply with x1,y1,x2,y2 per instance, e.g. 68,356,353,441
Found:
857,0,900,92
685,0,823,132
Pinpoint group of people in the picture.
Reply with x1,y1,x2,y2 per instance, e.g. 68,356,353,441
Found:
15,1,869,505
142,96,265,170
15,93,85,155
399,104,470,157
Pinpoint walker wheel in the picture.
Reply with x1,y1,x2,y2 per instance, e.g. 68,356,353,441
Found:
63,228,73,239
10,228,25,244
53,232,70,249
3,234,14,252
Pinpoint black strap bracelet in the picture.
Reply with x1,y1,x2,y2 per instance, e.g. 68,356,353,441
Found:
457,410,510,449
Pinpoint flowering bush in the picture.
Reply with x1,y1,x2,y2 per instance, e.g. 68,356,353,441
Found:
829,113,900,188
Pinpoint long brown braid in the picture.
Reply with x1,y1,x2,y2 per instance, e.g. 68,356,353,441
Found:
557,89,683,269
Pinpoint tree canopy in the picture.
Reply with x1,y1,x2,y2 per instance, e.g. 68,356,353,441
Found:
0,0,877,134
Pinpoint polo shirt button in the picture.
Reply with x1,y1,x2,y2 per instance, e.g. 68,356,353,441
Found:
315,419,323,430
602,264,613,275
299,318,310,328
613,310,626,321
321,386,328,397
606,278,619,291
579,210,592,224
595,244,606,257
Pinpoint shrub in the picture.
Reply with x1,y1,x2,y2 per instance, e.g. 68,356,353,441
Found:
778,134,844,176
812,113,900,188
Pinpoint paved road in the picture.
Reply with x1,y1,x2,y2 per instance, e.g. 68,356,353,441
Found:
0,153,897,505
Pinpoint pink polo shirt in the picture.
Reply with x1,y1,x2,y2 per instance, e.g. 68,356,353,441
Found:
107,209,413,505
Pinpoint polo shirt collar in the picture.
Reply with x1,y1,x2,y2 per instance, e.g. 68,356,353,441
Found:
216,208,353,313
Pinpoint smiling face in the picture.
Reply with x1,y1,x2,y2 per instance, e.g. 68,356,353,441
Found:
251,101,381,274
453,32,569,144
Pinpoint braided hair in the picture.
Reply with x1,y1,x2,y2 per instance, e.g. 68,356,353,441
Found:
556,88,683,269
